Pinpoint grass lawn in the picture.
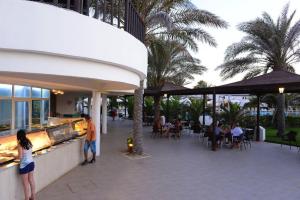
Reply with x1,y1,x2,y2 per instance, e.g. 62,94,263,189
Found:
265,127,300,147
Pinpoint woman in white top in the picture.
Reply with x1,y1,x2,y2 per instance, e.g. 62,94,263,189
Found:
17,129,35,200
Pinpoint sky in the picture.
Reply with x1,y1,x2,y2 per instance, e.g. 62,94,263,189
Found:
188,0,300,88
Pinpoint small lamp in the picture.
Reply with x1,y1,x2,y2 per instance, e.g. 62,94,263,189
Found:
279,87,285,94
127,137,134,153
164,93,168,98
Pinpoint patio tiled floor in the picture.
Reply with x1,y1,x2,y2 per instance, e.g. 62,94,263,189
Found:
37,119,300,200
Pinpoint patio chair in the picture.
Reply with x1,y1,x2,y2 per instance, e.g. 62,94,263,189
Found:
200,126,209,143
242,129,254,149
181,121,192,136
281,131,298,150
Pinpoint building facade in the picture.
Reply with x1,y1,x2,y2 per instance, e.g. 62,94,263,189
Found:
0,1,147,199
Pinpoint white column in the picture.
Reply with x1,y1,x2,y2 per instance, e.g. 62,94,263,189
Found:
92,91,102,156
101,94,107,134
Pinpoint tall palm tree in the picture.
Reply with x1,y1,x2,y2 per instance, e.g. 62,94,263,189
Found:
132,0,228,49
217,4,300,136
133,80,144,154
148,38,206,122
220,102,247,125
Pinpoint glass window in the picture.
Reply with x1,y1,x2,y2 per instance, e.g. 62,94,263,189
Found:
0,100,12,132
0,84,12,97
32,100,41,129
15,101,29,129
41,100,49,125
42,89,50,98
32,87,41,98
14,85,30,98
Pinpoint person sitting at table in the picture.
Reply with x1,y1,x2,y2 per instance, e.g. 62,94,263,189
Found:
152,119,161,137
215,122,225,146
161,122,171,138
223,125,231,144
174,118,182,139
231,123,243,148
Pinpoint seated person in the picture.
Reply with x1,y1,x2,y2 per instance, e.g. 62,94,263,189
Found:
215,123,225,145
161,123,172,137
174,118,182,138
153,119,161,136
231,123,243,148
223,125,231,143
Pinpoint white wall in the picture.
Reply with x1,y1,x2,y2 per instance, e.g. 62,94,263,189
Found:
0,0,147,91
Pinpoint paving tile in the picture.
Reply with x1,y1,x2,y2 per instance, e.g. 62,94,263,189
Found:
38,119,300,200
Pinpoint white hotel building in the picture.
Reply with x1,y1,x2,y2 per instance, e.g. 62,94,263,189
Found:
0,1,147,199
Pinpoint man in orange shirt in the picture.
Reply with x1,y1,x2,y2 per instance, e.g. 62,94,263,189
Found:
82,115,96,165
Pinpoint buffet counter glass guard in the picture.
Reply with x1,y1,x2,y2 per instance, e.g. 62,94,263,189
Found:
0,118,87,166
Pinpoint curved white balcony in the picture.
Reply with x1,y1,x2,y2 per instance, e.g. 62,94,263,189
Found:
0,0,147,91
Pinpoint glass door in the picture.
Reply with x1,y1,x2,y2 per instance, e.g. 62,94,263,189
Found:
32,100,41,129
15,101,29,130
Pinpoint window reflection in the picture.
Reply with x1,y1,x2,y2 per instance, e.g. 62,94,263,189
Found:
0,100,12,132
42,89,50,98
0,84,50,134
0,84,12,97
41,100,49,125
15,101,29,129
32,100,41,129
14,85,30,98
32,87,41,98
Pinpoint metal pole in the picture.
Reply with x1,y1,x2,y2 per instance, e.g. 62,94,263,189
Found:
67,0,71,9
166,94,170,122
110,0,114,25
212,91,216,151
202,94,206,126
256,95,260,141
124,96,127,118
103,0,107,22
117,0,120,27
124,0,129,31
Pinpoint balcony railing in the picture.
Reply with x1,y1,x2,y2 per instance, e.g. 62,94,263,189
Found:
28,0,145,43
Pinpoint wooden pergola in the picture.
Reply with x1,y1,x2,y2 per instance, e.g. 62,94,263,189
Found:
154,70,300,150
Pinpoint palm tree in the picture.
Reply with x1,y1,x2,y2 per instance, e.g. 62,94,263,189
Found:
217,4,300,136
148,38,206,122
133,80,144,154
220,102,247,125
131,0,228,49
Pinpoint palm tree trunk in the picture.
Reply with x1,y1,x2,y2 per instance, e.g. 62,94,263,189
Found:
153,95,161,123
133,80,144,155
276,94,285,137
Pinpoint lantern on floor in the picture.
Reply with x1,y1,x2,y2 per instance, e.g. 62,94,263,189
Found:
127,137,134,153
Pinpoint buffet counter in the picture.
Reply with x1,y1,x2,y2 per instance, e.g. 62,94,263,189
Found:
0,118,88,200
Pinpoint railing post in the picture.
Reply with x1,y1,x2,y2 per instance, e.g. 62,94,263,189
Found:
256,95,260,141
124,0,129,31
103,0,107,22
85,0,90,16
110,0,114,25
94,0,99,19
67,0,71,9
117,0,121,28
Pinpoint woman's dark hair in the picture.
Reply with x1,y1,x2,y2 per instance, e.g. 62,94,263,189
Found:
17,129,32,150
